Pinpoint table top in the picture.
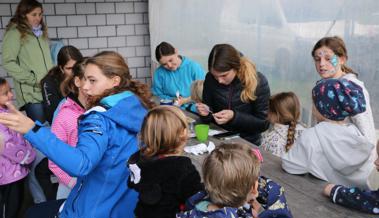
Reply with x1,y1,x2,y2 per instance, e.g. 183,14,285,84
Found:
184,112,376,218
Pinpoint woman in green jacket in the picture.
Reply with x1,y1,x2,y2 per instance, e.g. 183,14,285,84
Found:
2,0,53,123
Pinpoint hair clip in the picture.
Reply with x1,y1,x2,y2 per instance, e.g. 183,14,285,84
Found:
251,148,263,163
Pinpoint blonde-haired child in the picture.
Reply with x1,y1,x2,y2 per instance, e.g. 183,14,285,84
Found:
177,143,292,218
261,92,305,156
323,140,379,214
127,105,203,218
0,78,35,217
190,80,204,103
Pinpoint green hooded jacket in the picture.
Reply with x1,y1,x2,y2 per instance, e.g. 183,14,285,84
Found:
2,25,53,107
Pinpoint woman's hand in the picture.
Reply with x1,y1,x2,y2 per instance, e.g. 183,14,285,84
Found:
196,103,211,116
213,109,234,125
0,102,35,134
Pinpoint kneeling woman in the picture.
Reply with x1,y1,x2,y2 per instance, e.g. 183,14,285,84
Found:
0,51,154,218
197,44,270,145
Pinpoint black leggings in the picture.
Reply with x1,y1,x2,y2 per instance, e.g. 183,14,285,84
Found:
0,178,25,218
35,158,58,201
24,199,65,218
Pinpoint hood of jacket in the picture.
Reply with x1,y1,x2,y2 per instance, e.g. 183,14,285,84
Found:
96,91,146,134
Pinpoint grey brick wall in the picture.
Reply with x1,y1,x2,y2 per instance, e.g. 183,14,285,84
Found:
0,0,151,93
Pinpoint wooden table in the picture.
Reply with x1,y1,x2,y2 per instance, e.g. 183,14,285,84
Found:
184,112,376,218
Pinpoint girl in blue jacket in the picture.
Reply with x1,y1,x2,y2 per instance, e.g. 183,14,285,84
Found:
0,51,155,218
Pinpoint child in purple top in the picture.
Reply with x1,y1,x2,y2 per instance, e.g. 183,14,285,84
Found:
0,78,35,217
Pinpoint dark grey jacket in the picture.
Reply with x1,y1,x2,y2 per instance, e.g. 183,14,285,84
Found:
201,71,270,145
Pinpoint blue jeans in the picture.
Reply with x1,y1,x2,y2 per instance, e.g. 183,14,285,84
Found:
28,150,46,203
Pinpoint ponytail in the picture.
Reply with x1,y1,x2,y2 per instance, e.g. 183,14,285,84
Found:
341,64,358,76
238,57,258,102
285,121,297,152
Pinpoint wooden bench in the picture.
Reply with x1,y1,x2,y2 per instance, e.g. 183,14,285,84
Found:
184,112,376,218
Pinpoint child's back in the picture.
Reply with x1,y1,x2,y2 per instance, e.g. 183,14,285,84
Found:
127,106,203,218
282,78,374,189
261,92,304,157
282,121,374,188
262,123,305,156
128,151,202,218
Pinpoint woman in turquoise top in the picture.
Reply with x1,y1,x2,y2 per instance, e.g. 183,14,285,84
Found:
152,42,205,110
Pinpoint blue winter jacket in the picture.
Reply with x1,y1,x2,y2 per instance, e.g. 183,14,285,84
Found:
24,91,146,218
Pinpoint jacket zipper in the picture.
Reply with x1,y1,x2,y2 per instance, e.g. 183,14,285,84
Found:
36,36,48,72
72,181,83,212
228,86,233,110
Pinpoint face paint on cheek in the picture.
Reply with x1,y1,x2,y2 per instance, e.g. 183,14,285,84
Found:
327,55,339,75
331,55,338,67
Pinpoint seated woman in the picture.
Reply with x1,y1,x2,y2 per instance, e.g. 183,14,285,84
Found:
196,44,270,145
282,78,374,189
151,42,205,110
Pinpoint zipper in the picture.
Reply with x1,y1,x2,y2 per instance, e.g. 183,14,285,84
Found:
227,86,233,109
36,36,48,72
72,181,83,212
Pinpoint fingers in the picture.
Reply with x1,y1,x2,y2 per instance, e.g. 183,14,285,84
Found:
196,103,209,116
4,101,18,113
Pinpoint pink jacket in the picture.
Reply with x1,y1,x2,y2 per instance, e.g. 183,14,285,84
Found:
48,97,85,187
0,107,35,185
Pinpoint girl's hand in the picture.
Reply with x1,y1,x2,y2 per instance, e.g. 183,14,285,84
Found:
213,110,234,124
0,102,35,134
196,103,210,116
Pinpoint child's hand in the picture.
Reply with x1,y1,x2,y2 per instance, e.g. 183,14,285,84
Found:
213,110,234,124
323,183,335,197
175,96,190,107
249,198,261,218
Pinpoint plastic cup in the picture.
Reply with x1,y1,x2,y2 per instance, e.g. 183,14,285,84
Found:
195,124,209,142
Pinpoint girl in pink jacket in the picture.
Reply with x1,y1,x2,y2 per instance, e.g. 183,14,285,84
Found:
0,78,36,217
48,60,87,199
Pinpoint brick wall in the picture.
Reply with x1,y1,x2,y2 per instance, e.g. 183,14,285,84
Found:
0,0,151,92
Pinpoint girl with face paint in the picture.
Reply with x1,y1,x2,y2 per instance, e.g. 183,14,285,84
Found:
311,36,376,146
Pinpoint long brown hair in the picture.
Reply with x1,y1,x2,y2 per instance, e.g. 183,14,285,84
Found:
84,51,155,109
6,0,48,40
208,44,258,102
41,46,83,91
311,36,357,76
268,92,300,152
139,106,188,158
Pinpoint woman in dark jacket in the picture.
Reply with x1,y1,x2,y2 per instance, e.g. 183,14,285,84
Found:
41,45,83,124
197,44,270,145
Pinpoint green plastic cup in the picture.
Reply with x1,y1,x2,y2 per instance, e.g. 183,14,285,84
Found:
195,124,209,142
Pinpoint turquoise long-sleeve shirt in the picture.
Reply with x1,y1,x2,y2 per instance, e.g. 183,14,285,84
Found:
152,56,205,101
